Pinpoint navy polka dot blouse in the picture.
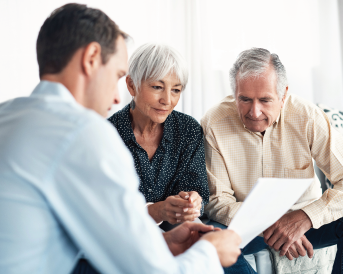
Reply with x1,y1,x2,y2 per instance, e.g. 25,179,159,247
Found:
108,104,210,215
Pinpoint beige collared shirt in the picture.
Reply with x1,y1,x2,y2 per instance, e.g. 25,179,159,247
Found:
201,94,343,229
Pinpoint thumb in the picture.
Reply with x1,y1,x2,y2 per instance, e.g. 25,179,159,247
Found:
178,191,190,200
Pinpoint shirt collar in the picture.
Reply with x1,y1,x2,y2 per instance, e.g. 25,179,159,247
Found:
119,104,174,144
31,80,76,103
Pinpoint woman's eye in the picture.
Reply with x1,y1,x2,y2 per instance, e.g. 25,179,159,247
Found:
152,86,163,90
172,89,181,93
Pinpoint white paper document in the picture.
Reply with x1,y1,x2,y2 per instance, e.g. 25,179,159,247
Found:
228,178,313,248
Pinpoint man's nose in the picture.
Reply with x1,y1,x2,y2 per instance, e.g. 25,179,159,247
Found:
249,101,262,118
113,89,121,105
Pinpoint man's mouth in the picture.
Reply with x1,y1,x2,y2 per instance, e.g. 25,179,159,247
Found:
246,117,265,122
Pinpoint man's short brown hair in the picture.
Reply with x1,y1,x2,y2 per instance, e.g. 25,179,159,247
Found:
36,3,127,77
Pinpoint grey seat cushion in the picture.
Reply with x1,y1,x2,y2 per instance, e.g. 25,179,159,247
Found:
269,245,337,274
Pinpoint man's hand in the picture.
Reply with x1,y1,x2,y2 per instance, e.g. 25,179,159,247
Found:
163,222,220,255
202,229,242,267
284,235,314,260
264,210,313,257
148,195,198,224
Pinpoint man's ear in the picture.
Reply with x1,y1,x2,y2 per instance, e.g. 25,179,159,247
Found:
126,75,137,96
82,42,102,77
281,86,288,108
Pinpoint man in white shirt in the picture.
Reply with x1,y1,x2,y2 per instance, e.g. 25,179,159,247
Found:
0,3,241,274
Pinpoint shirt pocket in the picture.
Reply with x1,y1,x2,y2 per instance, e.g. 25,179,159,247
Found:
284,163,314,179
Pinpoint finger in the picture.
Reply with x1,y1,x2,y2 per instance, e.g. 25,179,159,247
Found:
294,240,306,257
267,230,285,250
169,196,192,208
176,208,200,215
184,222,215,233
192,198,202,210
166,217,178,225
178,191,190,200
263,224,277,243
273,234,288,251
166,204,185,214
227,229,242,245
285,251,293,260
288,244,299,258
301,236,314,258
188,191,199,203
280,237,296,257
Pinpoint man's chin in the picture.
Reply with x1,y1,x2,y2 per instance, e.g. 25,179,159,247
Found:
244,123,268,133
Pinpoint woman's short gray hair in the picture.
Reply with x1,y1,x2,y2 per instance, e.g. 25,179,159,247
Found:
229,48,288,99
128,43,188,91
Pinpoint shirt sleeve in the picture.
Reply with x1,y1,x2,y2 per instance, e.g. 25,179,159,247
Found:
168,123,210,216
301,108,343,229
44,119,223,274
202,124,242,226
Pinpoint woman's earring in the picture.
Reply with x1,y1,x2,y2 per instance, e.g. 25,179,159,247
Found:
130,97,136,110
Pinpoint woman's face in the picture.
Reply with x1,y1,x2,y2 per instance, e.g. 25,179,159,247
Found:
131,73,182,124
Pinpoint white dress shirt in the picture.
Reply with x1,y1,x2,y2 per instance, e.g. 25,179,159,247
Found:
0,81,223,274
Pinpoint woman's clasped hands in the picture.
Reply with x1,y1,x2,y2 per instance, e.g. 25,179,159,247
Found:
151,191,202,225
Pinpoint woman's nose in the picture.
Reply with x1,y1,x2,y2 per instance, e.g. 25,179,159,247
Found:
161,90,171,105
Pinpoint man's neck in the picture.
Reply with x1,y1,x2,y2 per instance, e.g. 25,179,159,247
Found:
41,73,86,107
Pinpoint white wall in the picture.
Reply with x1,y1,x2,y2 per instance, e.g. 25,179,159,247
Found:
1,0,343,120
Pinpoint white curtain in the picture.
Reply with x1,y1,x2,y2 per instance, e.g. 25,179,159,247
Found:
1,0,343,121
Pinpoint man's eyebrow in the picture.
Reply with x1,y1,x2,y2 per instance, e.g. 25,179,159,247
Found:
238,95,251,100
259,97,273,101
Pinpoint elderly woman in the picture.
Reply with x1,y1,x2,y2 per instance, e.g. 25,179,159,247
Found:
108,43,209,225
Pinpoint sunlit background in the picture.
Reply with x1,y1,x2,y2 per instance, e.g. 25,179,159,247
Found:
1,0,343,121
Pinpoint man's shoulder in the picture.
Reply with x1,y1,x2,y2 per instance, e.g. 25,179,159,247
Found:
284,93,323,121
201,95,238,130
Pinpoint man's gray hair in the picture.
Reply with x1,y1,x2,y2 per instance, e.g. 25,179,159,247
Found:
128,43,188,91
229,48,288,99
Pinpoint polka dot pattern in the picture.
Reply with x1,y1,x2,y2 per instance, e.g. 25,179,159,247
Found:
108,104,210,215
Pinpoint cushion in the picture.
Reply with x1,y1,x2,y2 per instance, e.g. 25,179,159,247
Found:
317,104,343,134
269,245,337,274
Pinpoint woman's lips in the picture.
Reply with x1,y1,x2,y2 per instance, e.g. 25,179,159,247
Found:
154,108,169,114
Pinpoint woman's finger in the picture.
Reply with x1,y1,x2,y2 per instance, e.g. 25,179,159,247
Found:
178,191,190,200
188,191,199,203
169,196,193,208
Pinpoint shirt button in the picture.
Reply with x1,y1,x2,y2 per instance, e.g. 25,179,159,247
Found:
148,189,152,192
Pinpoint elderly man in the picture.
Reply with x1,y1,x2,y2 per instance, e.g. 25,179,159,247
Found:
201,48,343,274
0,3,241,274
